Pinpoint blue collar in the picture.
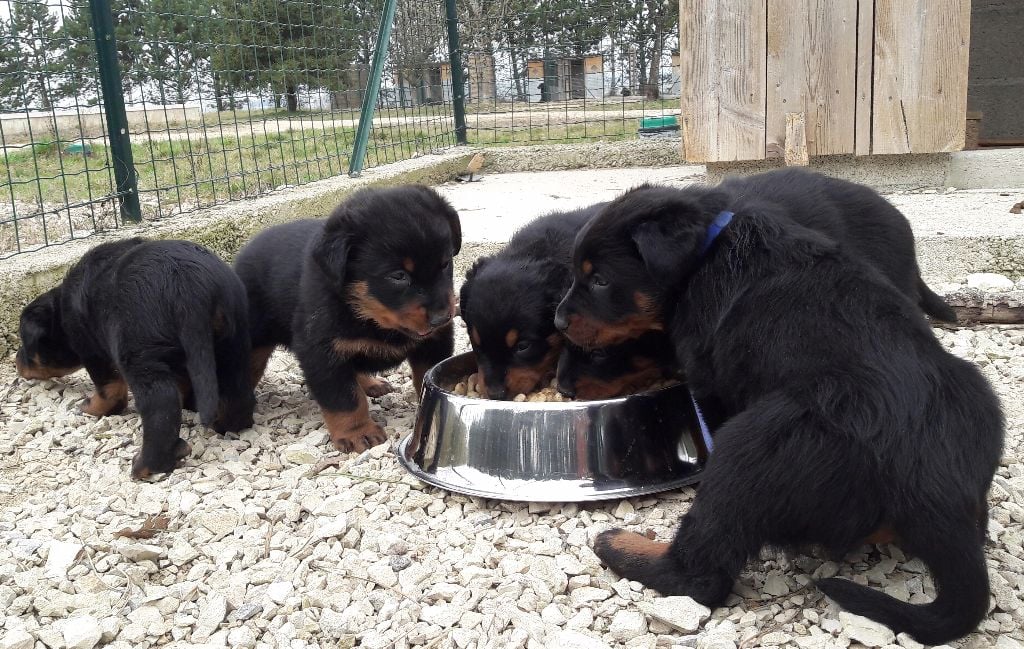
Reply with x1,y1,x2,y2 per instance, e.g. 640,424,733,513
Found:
699,210,734,256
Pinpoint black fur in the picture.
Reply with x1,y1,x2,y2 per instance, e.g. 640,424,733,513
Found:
556,174,1004,645
234,184,460,452
555,169,955,399
15,238,255,479
459,203,605,399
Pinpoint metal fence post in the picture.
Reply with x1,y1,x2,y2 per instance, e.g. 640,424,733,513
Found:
348,0,399,177
443,0,467,145
88,0,141,222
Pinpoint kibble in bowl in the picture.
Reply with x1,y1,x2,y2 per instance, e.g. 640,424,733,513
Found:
397,352,706,502
450,372,679,402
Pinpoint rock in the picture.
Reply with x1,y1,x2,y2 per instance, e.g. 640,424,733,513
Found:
62,615,102,649
45,540,84,578
389,555,411,572
420,603,464,627
0,629,35,649
996,639,1024,649
168,539,199,565
839,612,896,647
266,581,294,604
763,572,790,597
637,596,711,633
695,621,738,649
569,586,612,606
193,593,227,640
119,543,164,562
367,562,398,588
967,273,1014,291
227,625,257,648
196,511,239,536
234,602,262,621
608,610,648,641
614,501,635,518
551,630,612,649
282,444,322,465
315,516,349,539
528,556,568,595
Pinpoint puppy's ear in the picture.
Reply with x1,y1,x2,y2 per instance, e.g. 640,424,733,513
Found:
459,256,489,320
631,215,706,281
312,220,351,284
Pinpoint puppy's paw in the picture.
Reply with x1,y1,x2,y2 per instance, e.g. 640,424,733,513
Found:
329,420,388,453
594,528,671,575
131,438,191,480
80,393,127,417
359,375,395,398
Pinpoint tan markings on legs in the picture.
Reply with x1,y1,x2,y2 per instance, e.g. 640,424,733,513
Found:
81,378,129,417
331,337,411,360
250,346,274,388
357,373,395,398
863,525,898,546
322,387,388,453
600,528,670,560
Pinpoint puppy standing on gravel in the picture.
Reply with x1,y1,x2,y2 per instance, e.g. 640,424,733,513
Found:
234,185,460,452
459,203,605,399
16,238,255,479
554,180,1004,644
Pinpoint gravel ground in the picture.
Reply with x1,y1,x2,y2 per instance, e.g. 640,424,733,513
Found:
1,313,1023,649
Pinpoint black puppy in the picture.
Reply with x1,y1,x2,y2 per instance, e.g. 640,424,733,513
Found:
555,169,955,400
556,332,676,400
459,203,605,399
234,185,460,452
554,181,1004,644
16,238,255,479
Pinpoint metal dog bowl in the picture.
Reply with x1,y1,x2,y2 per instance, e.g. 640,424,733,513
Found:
396,352,707,502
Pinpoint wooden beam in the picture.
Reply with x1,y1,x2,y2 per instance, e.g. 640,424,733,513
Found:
854,0,875,155
785,112,810,165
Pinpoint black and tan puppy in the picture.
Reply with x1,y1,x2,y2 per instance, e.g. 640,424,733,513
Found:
459,203,605,399
16,238,255,479
556,331,676,400
554,178,1004,644
555,169,955,400
234,185,460,452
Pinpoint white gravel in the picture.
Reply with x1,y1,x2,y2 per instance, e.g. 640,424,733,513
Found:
1,319,1023,649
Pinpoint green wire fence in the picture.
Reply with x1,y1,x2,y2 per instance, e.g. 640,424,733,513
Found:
1,0,681,258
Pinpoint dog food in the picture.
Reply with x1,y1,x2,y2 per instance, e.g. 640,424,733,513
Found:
449,373,678,401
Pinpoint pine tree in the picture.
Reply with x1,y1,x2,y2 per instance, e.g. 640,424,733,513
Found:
0,0,62,111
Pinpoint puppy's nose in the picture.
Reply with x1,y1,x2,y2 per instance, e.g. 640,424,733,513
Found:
428,310,452,328
487,384,507,400
554,310,569,332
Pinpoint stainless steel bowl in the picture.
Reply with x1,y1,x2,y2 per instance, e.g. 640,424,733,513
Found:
395,352,707,502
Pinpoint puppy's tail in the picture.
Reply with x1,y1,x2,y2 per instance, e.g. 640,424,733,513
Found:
181,325,219,426
818,521,989,645
918,278,957,323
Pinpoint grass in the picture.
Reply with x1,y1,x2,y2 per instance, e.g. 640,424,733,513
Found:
1,111,647,253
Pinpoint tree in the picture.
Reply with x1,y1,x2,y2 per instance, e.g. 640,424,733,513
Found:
211,0,364,113
140,0,213,104
612,0,678,99
57,0,148,104
0,0,62,111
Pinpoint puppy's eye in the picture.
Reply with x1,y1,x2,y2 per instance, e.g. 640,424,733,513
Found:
590,349,608,361
591,274,609,288
388,270,410,284
515,340,534,354
440,259,451,270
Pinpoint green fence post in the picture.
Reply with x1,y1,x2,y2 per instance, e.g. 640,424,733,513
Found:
348,0,399,177
88,0,141,222
443,0,467,145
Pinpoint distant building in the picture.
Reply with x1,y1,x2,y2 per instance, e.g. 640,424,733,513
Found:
526,55,605,103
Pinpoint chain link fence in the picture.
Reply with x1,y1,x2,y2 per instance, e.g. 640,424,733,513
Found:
1,0,680,258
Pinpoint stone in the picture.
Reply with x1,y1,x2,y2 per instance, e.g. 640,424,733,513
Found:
996,639,1024,649
967,273,1014,291
45,541,84,578
637,597,711,633
552,630,612,649
282,444,322,465
569,586,612,606
61,615,102,649
196,511,239,536
119,543,164,562
227,625,257,648
367,562,398,588
763,572,791,597
839,612,896,647
234,602,263,621
315,517,349,539
168,539,199,565
193,593,227,640
267,581,294,604
420,603,464,627
608,610,648,641
0,629,35,649
528,556,568,595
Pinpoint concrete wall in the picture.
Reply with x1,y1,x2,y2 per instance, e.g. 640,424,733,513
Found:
0,106,203,145
968,0,1024,141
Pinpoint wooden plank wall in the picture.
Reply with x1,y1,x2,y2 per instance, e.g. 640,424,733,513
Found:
680,0,767,162
680,0,972,161
766,0,858,158
871,0,972,154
